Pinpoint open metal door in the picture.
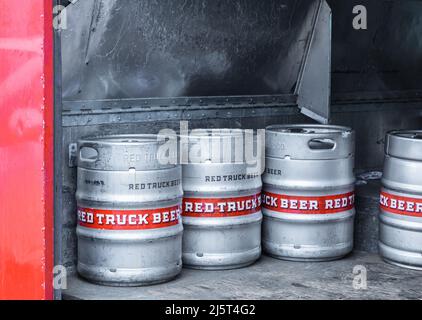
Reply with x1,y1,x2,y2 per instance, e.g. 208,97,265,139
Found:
61,0,332,123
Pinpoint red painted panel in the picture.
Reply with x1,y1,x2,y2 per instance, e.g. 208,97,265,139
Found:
0,0,54,299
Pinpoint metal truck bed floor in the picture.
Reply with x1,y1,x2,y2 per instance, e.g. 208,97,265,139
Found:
63,252,421,300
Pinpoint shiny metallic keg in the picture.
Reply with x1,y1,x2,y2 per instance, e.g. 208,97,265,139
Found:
379,131,422,270
181,129,263,270
76,135,183,286
262,125,356,261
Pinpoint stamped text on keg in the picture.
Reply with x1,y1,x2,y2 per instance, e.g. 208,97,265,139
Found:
129,179,181,190
205,173,259,183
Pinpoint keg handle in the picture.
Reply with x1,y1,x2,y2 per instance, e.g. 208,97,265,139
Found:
79,143,99,162
307,138,336,151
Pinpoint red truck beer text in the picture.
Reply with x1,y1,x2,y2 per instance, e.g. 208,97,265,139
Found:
205,174,260,183
380,191,422,217
183,194,261,217
129,179,181,190
262,191,355,214
77,205,181,230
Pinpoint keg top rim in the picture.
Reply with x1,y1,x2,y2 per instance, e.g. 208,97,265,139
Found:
78,134,161,145
388,130,422,141
386,130,422,161
179,128,247,139
266,124,352,135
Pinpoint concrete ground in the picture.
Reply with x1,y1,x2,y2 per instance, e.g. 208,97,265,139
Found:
63,251,421,300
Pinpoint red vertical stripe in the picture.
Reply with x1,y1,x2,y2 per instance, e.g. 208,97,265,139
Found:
0,0,54,299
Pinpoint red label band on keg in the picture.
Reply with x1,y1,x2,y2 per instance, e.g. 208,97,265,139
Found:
380,192,422,217
262,191,355,214
77,205,182,230
183,193,261,217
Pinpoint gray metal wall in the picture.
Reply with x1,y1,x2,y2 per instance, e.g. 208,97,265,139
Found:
61,0,318,101
328,0,422,95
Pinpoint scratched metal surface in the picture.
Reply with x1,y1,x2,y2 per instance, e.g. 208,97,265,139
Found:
61,0,318,101
61,0,422,102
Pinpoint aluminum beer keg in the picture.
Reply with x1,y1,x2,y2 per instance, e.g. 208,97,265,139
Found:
379,130,422,270
76,135,183,286
262,125,356,261
181,129,263,269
